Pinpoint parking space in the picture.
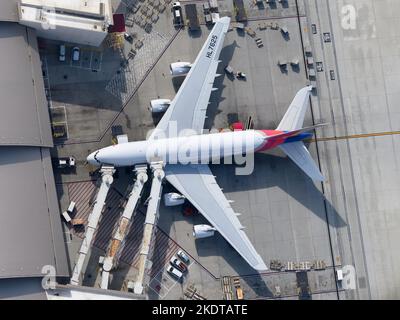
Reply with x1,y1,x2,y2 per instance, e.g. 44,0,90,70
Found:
148,259,194,299
69,48,103,71
80,50,93,69
50,106,67,123
50,106,69,140
91,51,103,71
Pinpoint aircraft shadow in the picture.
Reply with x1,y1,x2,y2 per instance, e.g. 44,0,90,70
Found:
154,196,274,299
204,41,239,130
209,152,346,228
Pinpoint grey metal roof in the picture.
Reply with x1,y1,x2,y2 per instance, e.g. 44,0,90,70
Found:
0,146,69,279
0,22,53,147
0,21,68,281
0,1,19,22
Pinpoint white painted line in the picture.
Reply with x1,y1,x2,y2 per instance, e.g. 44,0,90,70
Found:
63,105,70,139
97,52,103,72
87,51,93,70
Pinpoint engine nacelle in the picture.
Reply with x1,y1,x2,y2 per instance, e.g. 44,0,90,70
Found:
149,99,171,113
170,62,192,76
164,193,186,206
193,224,216,239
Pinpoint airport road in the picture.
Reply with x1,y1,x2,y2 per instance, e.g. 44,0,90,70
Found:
306,0,400,299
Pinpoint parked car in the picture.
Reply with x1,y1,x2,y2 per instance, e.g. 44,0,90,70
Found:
167,265,183,280
72,47,80,61
124,32,134,43
170,256,187,273
59,44,66,62
177,250,190,265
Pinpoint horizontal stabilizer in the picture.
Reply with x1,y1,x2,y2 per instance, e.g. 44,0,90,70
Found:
279,141,325,182
264,123,328,142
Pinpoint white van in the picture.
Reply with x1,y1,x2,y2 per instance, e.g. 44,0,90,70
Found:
59,45,66,62
167,265,183,280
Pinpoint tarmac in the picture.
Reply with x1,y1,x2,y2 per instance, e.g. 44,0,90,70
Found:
305,0,400,299
46,0,400,300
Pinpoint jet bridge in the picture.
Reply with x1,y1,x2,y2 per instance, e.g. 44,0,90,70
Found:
100,165,148,289
70,166,115,286
134,161,165,294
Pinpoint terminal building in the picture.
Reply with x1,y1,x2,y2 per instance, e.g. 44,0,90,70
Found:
0,18,70,299
17,0,113,47
0,0,122,300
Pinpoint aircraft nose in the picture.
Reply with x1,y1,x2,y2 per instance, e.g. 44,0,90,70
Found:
87,151,100,166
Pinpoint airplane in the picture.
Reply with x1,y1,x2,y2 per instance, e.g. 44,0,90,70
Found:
87,17,325,271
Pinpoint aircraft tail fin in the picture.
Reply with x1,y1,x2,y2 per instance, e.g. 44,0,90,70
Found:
273,86,326,181
279,141,325,181
277,86,313,131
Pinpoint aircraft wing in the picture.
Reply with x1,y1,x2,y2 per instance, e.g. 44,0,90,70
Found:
149,17,230,139
164,164,268,271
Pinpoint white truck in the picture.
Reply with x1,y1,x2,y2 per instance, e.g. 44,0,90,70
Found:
172,2,183,26
55,156,76,169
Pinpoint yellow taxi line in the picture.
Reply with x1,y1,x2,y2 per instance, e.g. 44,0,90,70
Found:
308,131,400,143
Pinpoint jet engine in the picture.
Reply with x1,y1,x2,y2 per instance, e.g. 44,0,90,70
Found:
149,99,171,113
170,62,192,76
193,224,217,239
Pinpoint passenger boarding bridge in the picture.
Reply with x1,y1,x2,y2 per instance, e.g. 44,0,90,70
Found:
70,160,166,296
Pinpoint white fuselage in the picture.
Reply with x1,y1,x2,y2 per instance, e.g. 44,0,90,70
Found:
88,130,267,167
